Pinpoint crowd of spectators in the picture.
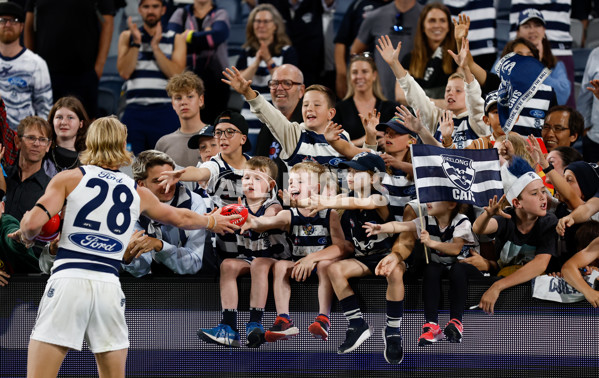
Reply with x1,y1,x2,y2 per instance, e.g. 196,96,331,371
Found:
2,0,599,362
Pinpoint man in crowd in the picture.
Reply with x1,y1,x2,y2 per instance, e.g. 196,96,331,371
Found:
541,106,584,152
5,116,51,221
0,2,52,130
117,0,186,154
122,150,214,277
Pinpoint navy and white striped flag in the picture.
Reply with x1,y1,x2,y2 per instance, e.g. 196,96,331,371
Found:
410,145,504,206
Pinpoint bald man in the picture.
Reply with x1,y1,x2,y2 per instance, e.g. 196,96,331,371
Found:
254,64,305,189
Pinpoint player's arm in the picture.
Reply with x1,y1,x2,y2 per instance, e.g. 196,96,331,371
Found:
240,209,292,233
138,186,238,233
562,237,599,307
14,170,78,242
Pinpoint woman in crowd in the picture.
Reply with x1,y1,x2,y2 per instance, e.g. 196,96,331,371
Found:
43,97,90,177
236,4,298,94
168,0,231,123
398,3,456,105
333,53,397,146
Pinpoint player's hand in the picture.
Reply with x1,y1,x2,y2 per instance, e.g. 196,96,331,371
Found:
209,207,241,235
7,229,34,249
291,257,316,282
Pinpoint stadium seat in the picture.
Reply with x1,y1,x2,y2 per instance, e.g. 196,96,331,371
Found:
215,0,240,24
496,19,511,54
570,18,583,48
573,48,592,84
586,18,599,49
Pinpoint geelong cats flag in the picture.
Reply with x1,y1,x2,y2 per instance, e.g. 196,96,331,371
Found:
411,144,503,206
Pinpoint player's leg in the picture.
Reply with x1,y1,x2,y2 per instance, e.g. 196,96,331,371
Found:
94,348,127,378
27,340,68,378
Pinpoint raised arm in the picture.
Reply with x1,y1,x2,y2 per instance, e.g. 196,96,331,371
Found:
117,19,141,80
376,35,407,80
152,24,186,78
472,195,508,235
323,121,367,158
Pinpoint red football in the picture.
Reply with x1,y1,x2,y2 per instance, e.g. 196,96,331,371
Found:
220,204,249,226
36,213,61,242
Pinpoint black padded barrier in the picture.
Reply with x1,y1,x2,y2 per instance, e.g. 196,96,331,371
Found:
1,275,598,377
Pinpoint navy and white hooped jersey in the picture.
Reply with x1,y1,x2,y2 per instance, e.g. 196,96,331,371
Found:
284,129,348,174
124,27,176,106
444,0,496,58
382,168,416,222
413,213,475,266
201,153,249,255
236,196,291,260
341,193,394,257
433,116,480,149
289,208,332,259
53,166,141,283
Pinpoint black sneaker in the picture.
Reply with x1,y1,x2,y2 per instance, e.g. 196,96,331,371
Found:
382,326,404,364
337,321,371,354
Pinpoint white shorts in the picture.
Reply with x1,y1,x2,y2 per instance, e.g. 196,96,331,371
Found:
30,277,129,353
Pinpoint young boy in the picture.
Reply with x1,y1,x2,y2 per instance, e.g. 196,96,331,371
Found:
156,71,208,168
222,67,349,173
159,111,251,258
240,162,348,342
198,157,290,348
303,152,403,364
187,125,219,164
473,157,559,315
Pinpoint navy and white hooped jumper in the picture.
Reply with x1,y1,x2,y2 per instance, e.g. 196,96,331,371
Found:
289,208,332,261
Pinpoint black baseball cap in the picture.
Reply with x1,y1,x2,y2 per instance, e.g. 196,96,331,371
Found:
214,110,251,153
0,2,24,20
187,125,215,149
339,151,386,173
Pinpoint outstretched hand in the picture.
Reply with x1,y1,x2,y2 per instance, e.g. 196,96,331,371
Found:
484,194,511,219
438,110,454,140
453,14,470,44
395,105,423,135
360,108,382,146
448,37,470,69
525,135,548,168
587,79,599,100
159,168,185,193
376,35,401,67
208,207,241,234
222,66,256,99
556,215,575,236
324,121,344,143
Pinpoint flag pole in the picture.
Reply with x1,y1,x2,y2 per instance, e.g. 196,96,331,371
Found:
410,145,429,264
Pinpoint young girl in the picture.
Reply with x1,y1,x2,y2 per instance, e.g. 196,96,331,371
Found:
365,200,478,346
43,96,90,177
198,157,290,348
240,162,347,343
305,152,404,364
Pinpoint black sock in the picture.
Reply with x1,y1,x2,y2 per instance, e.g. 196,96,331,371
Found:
249,307,264,323
221,309,237,330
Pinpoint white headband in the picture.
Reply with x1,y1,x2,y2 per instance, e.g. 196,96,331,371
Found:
505,170,542,203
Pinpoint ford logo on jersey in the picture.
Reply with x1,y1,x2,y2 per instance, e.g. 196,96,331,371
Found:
68,233,123,253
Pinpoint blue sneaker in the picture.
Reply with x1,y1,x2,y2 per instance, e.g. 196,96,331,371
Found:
197,324,240,347
246,322,265,348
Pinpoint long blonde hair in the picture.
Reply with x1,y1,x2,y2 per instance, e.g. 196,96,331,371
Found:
243,4,291,55
79,116,133,168
343,55,387,101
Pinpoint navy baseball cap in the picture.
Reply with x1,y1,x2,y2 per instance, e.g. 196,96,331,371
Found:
518,8,545,27
376,116,418,138
187,125,215,149
338,152,386,173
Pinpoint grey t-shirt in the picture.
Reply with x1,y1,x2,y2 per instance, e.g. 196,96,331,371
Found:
155,129,201,168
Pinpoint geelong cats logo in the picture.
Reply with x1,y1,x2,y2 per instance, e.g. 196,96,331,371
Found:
441,154,475,191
